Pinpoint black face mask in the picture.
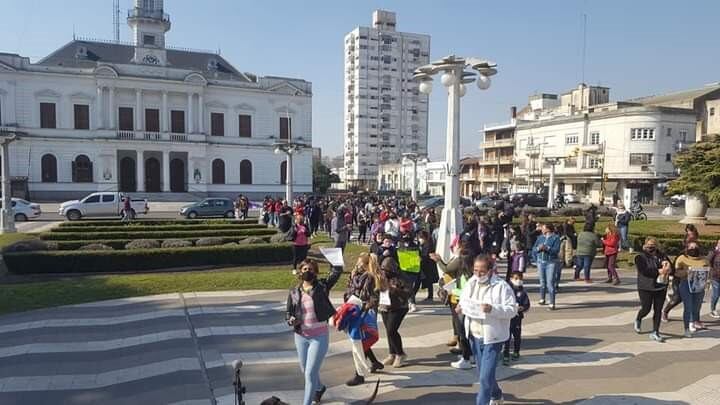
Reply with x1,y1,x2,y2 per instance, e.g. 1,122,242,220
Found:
645,247,656,254
301,271,317,282
688,249,699,257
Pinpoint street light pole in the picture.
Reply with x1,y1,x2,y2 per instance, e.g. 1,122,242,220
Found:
0,134,17,234
414,55,497,261
402,152,424,202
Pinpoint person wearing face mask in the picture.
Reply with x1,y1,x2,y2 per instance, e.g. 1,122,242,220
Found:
673,242,710,337
706,239,720,319
634,237,673,342
416,230,439,302
378,256,412,368
458,255,518,405
533,223,561,310
502,272,530,365
285,259,343,405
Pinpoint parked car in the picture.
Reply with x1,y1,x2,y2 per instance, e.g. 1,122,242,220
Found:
562,193,580,204
58,192,149,221
180,198,235,219
475,195,504,208
669,194,686,207
419,196,472,210
1,198,42,221
509,192,548,208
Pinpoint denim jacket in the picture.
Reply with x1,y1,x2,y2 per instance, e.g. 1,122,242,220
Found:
533,233,560,261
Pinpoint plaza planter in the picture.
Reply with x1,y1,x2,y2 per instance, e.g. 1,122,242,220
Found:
681,193,708,225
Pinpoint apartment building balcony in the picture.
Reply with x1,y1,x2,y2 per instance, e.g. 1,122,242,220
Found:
481,138,514,148
581,144,603,153
478,157,513,166
113,130,207,143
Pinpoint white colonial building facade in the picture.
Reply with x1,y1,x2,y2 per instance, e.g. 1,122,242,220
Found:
0,0,312,200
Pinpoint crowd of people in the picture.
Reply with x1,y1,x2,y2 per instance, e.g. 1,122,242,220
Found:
270,193,719,405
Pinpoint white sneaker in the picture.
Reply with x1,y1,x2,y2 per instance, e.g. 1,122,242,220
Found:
409,303,417,313
710,311,720,319
489,396,505,405
450,358,473,370
291,269,298,275
689,323,698,333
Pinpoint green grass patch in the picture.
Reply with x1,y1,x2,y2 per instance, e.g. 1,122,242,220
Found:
39,228,277,241
50,223,268,233
0,233,33,249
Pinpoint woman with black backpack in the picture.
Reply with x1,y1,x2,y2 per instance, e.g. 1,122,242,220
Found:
378,255,412,368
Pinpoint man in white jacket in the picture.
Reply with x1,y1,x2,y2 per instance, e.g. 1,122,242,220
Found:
458,255,518,405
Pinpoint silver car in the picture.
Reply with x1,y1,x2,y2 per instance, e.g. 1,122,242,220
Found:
9,198,42,221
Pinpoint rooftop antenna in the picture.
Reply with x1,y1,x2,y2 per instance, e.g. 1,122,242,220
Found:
581,12,587,85
113,0,120,42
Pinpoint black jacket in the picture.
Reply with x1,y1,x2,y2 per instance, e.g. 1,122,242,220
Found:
286,265,343,334
634,251,673,291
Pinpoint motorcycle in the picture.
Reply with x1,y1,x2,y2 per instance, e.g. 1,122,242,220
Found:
630,202,647,221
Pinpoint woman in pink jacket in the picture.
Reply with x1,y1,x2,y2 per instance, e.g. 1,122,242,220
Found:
602,224,621,285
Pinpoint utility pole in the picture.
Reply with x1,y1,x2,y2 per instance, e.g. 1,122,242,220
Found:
0,133,18,233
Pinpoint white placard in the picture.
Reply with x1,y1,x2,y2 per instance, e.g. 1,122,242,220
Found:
459,296,486,320
379,290,391,306
319,247,345,267
442,279,457,292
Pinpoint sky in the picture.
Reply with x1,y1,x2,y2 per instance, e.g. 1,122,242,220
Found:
2,0,719,161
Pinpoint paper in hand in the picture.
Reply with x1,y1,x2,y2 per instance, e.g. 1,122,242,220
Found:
319,247,345,267
442,278,457,292
379,291,391,306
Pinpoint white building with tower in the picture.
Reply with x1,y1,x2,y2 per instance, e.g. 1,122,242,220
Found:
0,0,312,200
343,10,430,190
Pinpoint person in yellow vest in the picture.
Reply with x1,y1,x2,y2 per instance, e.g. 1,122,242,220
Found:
430,240,475,369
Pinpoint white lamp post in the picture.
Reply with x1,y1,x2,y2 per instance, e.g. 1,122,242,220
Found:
414,55,497,261
273,137,307,203
402,152,426,202
0,133,17,234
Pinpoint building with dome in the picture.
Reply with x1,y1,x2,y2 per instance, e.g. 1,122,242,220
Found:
0,0,312,200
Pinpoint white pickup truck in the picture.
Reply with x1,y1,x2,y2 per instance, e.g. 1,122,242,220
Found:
58,192,149,221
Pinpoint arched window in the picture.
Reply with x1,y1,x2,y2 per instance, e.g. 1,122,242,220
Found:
72,155,93,183
41,154,57,183
280,160,287,185
240,160,252,185
212,159,225,184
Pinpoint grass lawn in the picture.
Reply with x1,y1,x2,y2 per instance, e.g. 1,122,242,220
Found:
0,233,367,315
0,233,33,249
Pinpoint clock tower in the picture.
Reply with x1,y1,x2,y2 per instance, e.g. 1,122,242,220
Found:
127,0,171,66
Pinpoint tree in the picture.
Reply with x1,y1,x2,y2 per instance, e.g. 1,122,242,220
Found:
313,161,340,194
667,135,720,207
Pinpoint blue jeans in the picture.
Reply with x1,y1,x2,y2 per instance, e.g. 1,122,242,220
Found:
711,280,720,312
537,259,557,305
471,338,503,405
677,280,705,329
294,332,329,405
619,225,629,249
575,255,594,280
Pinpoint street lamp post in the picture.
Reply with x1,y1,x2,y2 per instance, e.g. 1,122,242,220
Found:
414,55,497,261
0,133,17,234
402,152,425,202
273,138,307,203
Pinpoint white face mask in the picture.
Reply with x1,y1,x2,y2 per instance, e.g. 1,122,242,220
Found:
477,274,490,284
510,279,523,287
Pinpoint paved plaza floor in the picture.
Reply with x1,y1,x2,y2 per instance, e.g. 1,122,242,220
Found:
0,266,719,404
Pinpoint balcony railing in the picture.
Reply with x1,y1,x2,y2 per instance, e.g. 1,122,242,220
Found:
128,8,170,23
144,131,161,141
481,138,514,148
116,130,136,140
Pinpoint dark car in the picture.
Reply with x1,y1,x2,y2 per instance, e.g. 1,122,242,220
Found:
420,196,472,210
475,195,504,208
180,198,235,219
509,192,548,208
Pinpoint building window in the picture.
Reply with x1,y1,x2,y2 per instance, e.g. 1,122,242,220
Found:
629,153,654,166
211,112,224,136
143,34,156,46
171,110,185,133
41,154,57,183
280,160,287,184
280,116,291,140
711,107,716,116
72,155,93,183
145,109,160,132
680,130,688,142
73,104,89,130
586,157,601,169
40,102,56,128
240,160,252,184
211,159,225,184
590,132,600,145
238,114,252,138
118,107,134,131
631,128,655,140
666,128,672,136
565,134,578,145
666,153,672,162
564,157,577,168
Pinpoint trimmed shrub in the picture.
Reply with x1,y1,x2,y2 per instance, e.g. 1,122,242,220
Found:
3,239,50,253
238,236,265,245
630,236,714,256
125,239,161,250
270,232,288,243
78,243,114,251
44,241,59,251
40,228,277,241
51,223,267,233
556,207,584,217
161,239,193,249
521,207,551,217
4,243,293,274
57,219,258,228
195,237,225,247
222,242,239,247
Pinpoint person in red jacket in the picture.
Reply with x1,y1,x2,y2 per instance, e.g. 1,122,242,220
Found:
602,223,621,285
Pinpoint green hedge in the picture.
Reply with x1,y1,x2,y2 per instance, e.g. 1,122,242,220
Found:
57,219,259,227
40,228,277,241
51,236,272,250
629,236,715,256
51,223,267,233
4,243,293,274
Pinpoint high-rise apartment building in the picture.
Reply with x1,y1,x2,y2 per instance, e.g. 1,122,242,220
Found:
343,10,430,190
